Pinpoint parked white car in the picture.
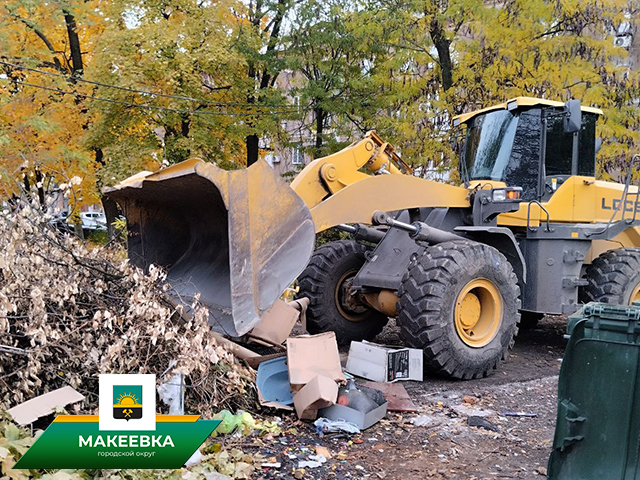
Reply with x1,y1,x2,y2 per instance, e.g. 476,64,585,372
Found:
80,212,107,230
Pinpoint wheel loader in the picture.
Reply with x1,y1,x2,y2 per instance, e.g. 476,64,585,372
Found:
104,96,640,380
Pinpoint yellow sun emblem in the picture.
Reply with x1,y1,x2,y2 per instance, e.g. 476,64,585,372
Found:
114,392,141,408
113,391,143,420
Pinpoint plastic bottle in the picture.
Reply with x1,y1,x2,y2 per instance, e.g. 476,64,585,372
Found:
336,380,378,413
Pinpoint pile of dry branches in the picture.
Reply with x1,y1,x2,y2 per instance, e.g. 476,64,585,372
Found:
0,197,256,416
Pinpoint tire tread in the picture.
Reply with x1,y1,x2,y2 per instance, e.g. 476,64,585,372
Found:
397,241,521,379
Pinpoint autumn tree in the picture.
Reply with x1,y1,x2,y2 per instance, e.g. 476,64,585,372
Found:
285,0,391,158
1,0,638,206
0,0,105,206
86,0,256,183
235,0,296,165
356,0,636,176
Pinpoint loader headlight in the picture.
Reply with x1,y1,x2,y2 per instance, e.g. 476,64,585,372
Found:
492,187,522,202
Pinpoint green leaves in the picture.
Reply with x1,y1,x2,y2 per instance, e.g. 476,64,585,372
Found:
2,422,34,457
0,419,35,480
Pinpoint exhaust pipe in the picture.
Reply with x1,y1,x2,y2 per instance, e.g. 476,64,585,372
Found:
104,159,316,337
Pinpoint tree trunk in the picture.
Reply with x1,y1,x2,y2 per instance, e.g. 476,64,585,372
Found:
181,117,190,138
429,18,453,91
22,170,31,194
245,0,288,166
102,196,121,243
314,106,325,158
94,148,104,166
246,134,260,166
181,117,190,157
34,168,45,209
63,10,83,75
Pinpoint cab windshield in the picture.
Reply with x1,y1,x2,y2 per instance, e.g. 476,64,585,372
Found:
463,110,519,181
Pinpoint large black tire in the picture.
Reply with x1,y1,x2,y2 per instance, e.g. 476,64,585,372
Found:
397,240,521,379
296,240,389,345
582,248,640,305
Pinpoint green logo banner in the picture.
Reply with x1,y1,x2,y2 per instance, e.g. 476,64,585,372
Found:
14,415,220,469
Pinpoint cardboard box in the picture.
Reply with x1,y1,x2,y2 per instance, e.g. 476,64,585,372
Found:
293,375,338,420
346,341,423,383
8,386,85,425
250,299,300,346
319,385,388,430
286,332,346,391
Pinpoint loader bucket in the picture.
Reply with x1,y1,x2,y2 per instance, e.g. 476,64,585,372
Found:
104,159,316,337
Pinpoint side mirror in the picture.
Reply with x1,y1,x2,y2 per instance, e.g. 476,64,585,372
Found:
564,99,582,133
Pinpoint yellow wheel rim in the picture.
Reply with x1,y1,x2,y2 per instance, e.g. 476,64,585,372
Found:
454,278,503,348
630,283,640,305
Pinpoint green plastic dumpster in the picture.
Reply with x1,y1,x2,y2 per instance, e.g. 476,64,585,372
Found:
548,302,640,479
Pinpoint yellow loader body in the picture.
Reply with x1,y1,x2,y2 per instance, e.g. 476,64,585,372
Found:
105,97,640,382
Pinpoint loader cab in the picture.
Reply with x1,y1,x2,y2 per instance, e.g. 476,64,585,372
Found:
456,97,602,202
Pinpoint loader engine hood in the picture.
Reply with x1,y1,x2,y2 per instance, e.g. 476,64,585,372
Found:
104,159,316,337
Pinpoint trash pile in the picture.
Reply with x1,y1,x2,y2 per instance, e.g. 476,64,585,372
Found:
1,197,432,479
252,326,425,432
0,198,255,415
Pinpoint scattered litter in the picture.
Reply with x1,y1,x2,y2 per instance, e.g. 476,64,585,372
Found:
500,411,538,417
261,462,281,468
158,373,185,415
8,386,85,426
462,395,477,405
287,332,346,392
298,454,327,468
314,417,361,434
256,356,294,409
346,341,423,382
411,414,442,428
211,410,257,436
320,384,388,429
315,445,331,459
361,381,418,412
467,415,500,432
451,404,495,418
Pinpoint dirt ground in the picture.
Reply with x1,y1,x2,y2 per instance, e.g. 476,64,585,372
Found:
239,316,567,480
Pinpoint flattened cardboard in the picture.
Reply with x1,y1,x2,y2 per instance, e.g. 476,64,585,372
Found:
286,332,346,391
251,299,300,345
8,386,85,425
293,375,338,420
319,385,387,430
346,341,423,383
361,381,418,412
